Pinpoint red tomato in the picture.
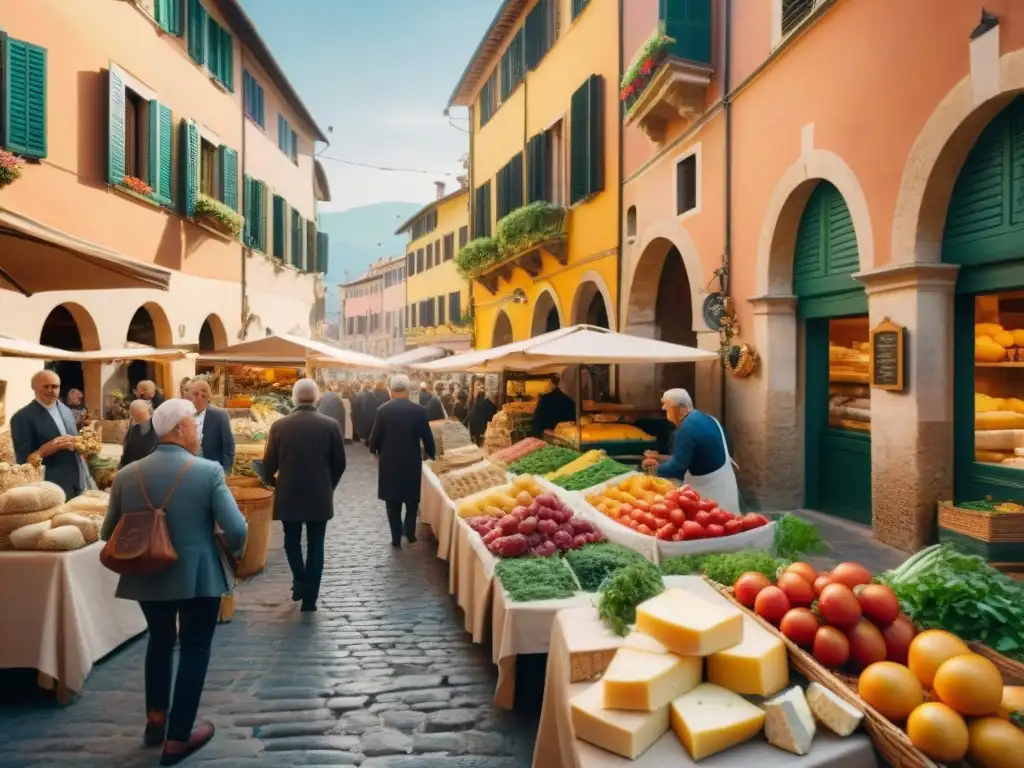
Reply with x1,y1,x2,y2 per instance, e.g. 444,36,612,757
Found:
671,532,682,541
723,519,744,536
784,562,818,584
881,615,917,665
619,504,633,517
706,523,725,538
846,619,887,670
630,509,644,522
813,573,834,596
741,513,769,530
777,572,816,607
780,608,820,646
655,523,676,540
633,500,651,513
679,496,699,515
813,625,851,667
817,583,863,628
669,508,687,527
830,562,873,590
651,503,670,520
698,499,717,513
637,524,654,536
681,520,704,539
694,511,713,527
856,584,901,626
710,509,731,526
642,513,659,530
627,519,640,530
754,586,791,624
664,490,681,503
734,572,772,607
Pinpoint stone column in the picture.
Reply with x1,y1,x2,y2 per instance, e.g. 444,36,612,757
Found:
854,263,959,552
732,295,802,511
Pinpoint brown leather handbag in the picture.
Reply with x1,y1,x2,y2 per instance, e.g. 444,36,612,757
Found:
100,459,193,576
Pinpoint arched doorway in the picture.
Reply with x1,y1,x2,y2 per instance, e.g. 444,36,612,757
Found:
571,278,614,401
39,303,100,402
125,303,173,395
531,290,561,337
492,310,513,347
793,181,871,524
198,314,227,352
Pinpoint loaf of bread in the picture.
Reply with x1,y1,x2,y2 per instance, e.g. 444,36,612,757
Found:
976,411,1024,431
36,525,87,551
10,520,53,550
0,481,65,515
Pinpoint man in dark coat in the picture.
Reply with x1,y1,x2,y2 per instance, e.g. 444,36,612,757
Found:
356,382,377,447
263,379,346,611
187,379,235,473
530,374,577,437
369,374,436,548
11,369,88,500
317,390,346,437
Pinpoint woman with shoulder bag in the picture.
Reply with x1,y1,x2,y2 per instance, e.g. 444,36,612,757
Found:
101,399,248,766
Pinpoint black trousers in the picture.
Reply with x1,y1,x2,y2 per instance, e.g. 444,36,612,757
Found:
385,501,418,544
139,598,220,742
282,520,328,607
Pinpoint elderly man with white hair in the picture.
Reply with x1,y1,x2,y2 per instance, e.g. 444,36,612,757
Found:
640,388,740,514
262,379,346,611
369,374,436,548
186,378,234,473
101,398,247,764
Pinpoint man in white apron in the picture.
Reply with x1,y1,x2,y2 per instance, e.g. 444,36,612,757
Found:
640,388,740,513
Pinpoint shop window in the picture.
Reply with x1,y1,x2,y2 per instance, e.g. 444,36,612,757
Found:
676,152,698,216
973,293,1024,466
444,233,455,261
827,316,871,433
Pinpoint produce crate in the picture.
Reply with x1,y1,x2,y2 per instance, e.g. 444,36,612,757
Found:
936,526,1024,561
938,499,1024,542
709,580,943,768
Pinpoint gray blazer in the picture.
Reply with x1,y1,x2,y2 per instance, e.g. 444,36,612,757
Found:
101,444,248,602
199,405,235,473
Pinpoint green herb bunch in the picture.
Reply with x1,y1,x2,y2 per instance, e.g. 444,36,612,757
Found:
553,458,632,491
565,542,649,592
508,445,581,475
495,557,579,602
772,513,828,561
597,563,664,636
660,550,787,586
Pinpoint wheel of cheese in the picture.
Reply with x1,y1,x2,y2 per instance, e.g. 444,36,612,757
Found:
10,520,53,550
0,481,66,515
0,503,62,549
51,512,100,544
66,493,109,515
36,525,87,551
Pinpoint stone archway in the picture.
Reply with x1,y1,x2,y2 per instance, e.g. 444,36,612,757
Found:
39,302,101,405
199,313,228,352
125,302,175,396
569,270,614,329
624,218,707,332
491,310,513,347
530,288,562,337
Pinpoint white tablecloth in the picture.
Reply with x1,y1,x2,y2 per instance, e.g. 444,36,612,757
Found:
0,541,147,697
420,466,456,561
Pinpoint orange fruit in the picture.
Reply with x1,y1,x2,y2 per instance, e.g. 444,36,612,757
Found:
905,703,969,762
907,629,970,688
857,661,924,722
967,716,1024,768
932,653,1003,716
997,685,1024,722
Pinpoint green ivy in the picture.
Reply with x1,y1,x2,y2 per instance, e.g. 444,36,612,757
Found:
621,32,674,90
194,193,244,238
455,237,501,277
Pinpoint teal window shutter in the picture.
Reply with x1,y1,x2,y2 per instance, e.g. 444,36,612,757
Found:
527,133,547,202
278,115,290,154
243,174,253,246
107,67,126,184
146,101,173,204
218,26,234,91
3,37,47,159
291,210,302,267
572,0,589,20
316,231,329,274
525,0,549,70
661,0,712,65
243,71,264,127
272,195,286,259
188,0,206,64
290,129,298,163
258,181,268,252
155,0,182,35
570,75,604,204
306,220,317,273
219,146,238,210
180,119,200,215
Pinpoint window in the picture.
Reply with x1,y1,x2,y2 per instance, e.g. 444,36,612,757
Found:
290,128,299,163
243,175,267,252
278,114,299,160
187,0,233,90
525,0,558,69
444,233,455,261
459,226,469,250
676,152,698,216
474,181,492,237
827,316,870,434
500,28,525,100
569,76,604,205
407,253,415,275
782,0,816,37
414,248,423,273
571,0,589,21
123,88,148,181
626,205,637,238
107,66,173,205
271,195,287,260
479,70,499,127
1,36,47,159
426,243,433,269
154,0,183,35
199,138,218,197
411,304,417,327
438,296,446,326
317,230,328,274
411,210,438,240
496,153,524,220
546,121,564,204
243,70,265,128
527,132,546,203
449,292,462,325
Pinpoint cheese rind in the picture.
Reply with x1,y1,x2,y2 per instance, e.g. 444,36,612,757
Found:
670,683,766,761
635,589,743,657
706,615,789,696
570,681,669,760
764,686,816,755
602,648,702,711
805,682,863,737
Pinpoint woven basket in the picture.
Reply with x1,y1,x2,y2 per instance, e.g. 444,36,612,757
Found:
230,487,273,578
226,475,263,489
218,593,235,623
709,580,941,768
938,500,1024,542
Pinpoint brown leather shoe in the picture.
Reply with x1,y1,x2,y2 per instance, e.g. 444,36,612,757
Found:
159,721,215,765
143,710,166,747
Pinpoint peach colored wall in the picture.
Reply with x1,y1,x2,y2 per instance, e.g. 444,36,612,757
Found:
342,282,384,321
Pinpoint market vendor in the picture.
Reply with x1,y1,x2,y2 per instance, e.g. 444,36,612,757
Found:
530,374,576,437
641,388,740,513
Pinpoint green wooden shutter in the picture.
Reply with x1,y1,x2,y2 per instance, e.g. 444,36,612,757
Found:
525,0,548,70
291,210,302,267
317,231,329,274
188,0,206,64
258,182,268,252
180,119,200,216
219,146,238,210
147,101,172,204
661,0,712,65
155,0,182,35
243,174,252,245
572,0,589,20
510,153,524,212
107,67,126,184
219,27,234,91
4,38,47,159
272,194,286,259
792,182,864,316
306,221,318,272
527,133,547,202
570,80,588,204
586,75,604,198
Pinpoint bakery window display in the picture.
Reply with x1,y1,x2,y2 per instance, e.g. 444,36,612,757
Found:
827,317,871,433
973,293,1024,469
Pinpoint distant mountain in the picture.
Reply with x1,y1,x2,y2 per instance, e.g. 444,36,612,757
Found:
319,202,421,317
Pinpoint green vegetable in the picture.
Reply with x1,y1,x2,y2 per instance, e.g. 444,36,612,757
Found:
597,563,664,636
508,445,581,476
564,542,650,591
495,557,579,602
881,544,1024,661
772,513,827,561
660,550,787,585
553,458,632,491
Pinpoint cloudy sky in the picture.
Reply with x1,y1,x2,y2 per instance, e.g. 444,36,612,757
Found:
239,0,502,211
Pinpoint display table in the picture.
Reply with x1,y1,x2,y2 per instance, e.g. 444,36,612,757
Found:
532,577,879,768
0,542,147,700
451,516,496,643
419,465,456,561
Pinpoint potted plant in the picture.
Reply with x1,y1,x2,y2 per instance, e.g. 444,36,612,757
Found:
455,236,502,278
495,201,567,254
122,175,153,197
621,32,674,105
0,150,26,189
194,193,244,238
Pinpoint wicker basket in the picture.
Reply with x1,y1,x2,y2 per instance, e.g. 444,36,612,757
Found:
938,500,1024,542
709,580,942,768
970,641,1024,684
226,475,263,489
230,486,273,578
218,593,235,623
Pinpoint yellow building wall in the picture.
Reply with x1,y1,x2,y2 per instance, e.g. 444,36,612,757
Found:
405,190,471,320
467,0,620,348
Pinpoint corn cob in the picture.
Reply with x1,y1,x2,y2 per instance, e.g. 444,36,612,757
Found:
545,449,605,480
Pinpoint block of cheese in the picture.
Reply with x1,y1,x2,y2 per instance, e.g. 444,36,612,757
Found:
706,615,789,696
602,647,702,711
670,683,766,761
977,411,1024,431
622,631,671,655
636,589,743,657
805,682,863,737
570,681,669,760
975,429,1024,451
764,686,816,755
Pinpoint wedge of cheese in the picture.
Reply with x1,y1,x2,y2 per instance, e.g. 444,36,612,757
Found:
805,682,863,737
706,615,789,696
570,681,669,760
635,589,743,657
602,647,702,711
622,631,671,655
670,683,766,761
764,686,816,755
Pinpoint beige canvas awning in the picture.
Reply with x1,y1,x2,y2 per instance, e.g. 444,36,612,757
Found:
196,333,389,370
0,335,187,362
0,208,172,295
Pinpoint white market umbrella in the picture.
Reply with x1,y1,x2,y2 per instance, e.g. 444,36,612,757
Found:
412,326,578,373
0,335,187,362
196,333,389,370
385,346,448,367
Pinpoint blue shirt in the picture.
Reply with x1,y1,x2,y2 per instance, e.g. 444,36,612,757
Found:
42,401,67,436
656,410,732,480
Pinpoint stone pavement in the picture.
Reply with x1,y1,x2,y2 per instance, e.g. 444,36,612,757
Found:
0,446,539,767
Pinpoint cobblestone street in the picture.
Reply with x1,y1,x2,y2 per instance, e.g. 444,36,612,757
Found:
0,447,539,767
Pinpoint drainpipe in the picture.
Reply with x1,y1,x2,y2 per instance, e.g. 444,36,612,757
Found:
239,52,249,339
615,0,624,397
720,0,733,424
467,104,477,346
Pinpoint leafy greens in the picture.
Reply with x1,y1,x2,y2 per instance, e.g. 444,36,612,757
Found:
597,563,664,636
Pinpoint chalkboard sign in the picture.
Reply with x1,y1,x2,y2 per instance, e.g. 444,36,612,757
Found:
870,318,906,391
